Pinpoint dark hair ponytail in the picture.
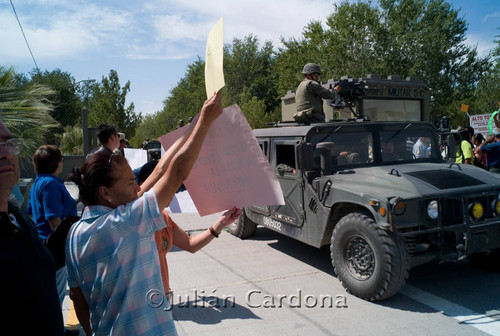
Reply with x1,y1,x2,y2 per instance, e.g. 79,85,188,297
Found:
69,151,127,206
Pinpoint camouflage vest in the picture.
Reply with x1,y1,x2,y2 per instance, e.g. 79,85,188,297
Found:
294,79,325,123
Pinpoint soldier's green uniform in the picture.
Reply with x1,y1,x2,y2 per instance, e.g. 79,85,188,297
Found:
295,79,338,123
294,63,338,123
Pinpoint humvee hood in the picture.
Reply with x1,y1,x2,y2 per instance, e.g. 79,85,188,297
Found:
331,163,500,200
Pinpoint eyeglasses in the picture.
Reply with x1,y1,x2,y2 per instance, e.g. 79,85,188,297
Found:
107,153,115,170
0,138,23,155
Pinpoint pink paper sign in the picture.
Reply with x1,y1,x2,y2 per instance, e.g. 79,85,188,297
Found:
158,104,284,216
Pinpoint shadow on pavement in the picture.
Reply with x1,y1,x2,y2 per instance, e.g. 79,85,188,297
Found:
247,226,334,275
247,226,500,318
172,296,260,324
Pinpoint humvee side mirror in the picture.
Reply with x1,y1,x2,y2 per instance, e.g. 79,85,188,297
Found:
295,142,314,171
316,142,335,175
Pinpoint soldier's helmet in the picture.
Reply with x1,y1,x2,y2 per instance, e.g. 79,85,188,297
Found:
302,63,322,75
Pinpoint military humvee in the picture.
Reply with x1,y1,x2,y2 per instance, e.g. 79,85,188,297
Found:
229,120,500,301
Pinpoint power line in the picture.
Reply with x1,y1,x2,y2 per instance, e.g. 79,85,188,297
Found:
9,0,40,72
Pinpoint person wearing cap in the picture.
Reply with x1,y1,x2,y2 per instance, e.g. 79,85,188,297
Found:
294,63,341,124
118,133,127,155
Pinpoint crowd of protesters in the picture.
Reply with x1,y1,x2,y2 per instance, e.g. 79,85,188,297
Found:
454,113,500,173
3,101,500,335
1,91,241,336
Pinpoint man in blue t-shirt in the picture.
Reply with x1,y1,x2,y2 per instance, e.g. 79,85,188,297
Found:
479,133,500,174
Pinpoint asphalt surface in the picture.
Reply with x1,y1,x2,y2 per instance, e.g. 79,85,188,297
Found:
62,183,500,336
167,217,500,336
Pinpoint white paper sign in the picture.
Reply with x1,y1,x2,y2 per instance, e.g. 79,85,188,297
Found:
166,190,197,214
158,104,284,216
124,148,148,170
469,113,492,139
205,16,225,99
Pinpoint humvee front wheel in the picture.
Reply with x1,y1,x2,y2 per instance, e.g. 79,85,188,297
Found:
331,212,410,301
228,210,257,239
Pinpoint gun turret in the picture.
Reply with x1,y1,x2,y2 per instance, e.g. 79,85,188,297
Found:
330,79,366,118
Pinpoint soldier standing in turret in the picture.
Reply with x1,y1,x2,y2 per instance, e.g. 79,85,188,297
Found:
294,63,341,124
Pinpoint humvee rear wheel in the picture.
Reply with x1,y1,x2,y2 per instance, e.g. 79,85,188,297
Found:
228,210,257,239
331,212,410,301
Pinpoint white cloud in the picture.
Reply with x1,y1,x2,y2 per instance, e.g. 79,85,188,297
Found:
1,3,133,61
483,11,500,22
466,32,496,57
122,0,335,60
152,14,213,42
147,0,335,45
3,0,336,62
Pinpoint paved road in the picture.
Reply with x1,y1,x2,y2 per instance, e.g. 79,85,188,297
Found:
61,183,500,335
167,213,500,336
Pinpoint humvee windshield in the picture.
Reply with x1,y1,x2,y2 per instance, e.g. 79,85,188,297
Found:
379,128,438,162
308,125,439,169
310,131,374,167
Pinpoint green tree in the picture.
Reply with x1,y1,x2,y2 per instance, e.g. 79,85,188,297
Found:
24,69,82,127
276,0,491,126
0,66,58,158
470,29,500,115
130,112,166,148
224,35,279,113
275,1,382,97
87,70,142,138
153,35,280,136
240,96,281,129
156,58,207,135
60,125,83,155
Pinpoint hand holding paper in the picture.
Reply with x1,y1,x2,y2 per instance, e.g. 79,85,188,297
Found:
200,91,223,123
159,104,285,216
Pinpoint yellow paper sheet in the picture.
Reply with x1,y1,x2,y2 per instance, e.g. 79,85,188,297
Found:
205,17,225,99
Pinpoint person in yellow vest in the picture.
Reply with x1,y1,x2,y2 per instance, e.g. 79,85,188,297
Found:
455,128,474,165
294,63,341,124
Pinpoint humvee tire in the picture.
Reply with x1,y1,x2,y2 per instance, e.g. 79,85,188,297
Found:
229,210,257,239
330,212,410,301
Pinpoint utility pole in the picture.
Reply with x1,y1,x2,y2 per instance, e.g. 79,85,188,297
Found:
82,107,89,157
76,79,95,157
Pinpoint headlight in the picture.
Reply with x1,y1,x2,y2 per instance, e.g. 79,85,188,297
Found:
427,200,438,220
469,202,484,220
391,197,406,216
492,199,500,216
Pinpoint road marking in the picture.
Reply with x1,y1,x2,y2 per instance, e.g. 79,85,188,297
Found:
401,284,500,336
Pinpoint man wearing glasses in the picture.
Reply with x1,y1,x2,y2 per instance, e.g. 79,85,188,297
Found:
294,63,341,124
0,120,64,335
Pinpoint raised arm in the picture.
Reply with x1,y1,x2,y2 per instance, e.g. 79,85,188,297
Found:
137,120,196,197
153,91,222,210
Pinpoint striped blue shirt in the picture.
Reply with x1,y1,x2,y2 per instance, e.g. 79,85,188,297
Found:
66,189,176,335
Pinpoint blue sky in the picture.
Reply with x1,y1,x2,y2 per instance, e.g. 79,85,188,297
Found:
1,0,499,118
